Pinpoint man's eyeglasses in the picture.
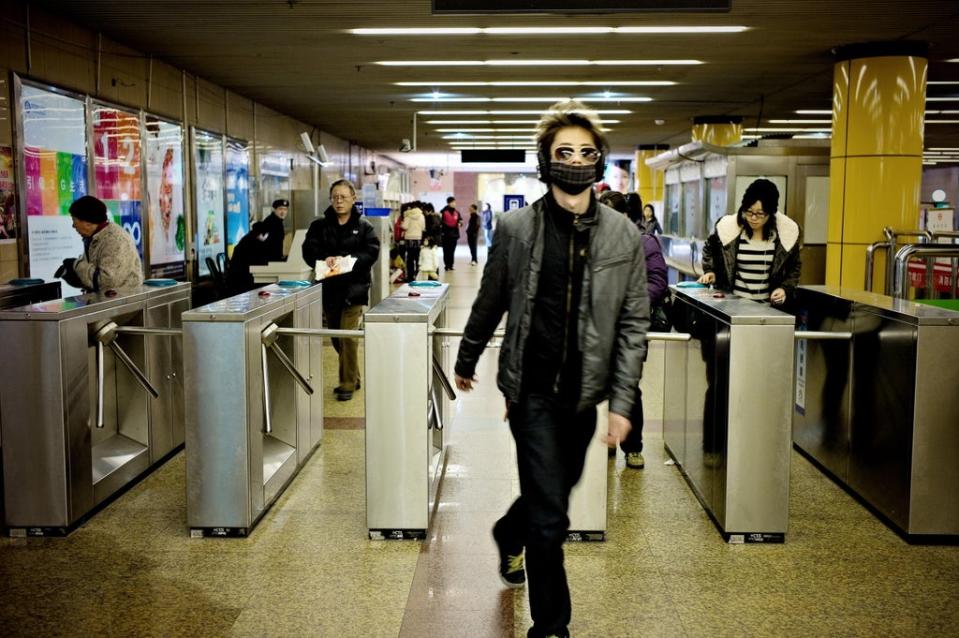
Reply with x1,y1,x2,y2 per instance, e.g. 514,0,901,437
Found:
743,210,768,220
331,195,354,202
552,146,602,165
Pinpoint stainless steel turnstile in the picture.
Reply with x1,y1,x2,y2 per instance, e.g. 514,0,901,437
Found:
664,286,795,543
365,283,451,539
184,282,323,537
0,282,191,535
793,285,959,539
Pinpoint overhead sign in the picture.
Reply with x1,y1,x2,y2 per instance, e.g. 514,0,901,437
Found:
433,0,730,12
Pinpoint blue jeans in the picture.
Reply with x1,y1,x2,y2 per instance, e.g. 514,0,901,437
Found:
494,394,595,638
484,227,493,249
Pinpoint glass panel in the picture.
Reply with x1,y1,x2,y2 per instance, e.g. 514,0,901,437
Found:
682,180,700,238
92,105,143,262
145,117,186,278
193,129,225,277
225,139,251,256
20,84,88,293
707,175,727,231
666,183,681,235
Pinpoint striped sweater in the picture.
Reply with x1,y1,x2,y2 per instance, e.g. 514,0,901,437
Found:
733,232,775,300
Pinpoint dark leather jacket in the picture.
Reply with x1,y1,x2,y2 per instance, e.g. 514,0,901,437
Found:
302,207,380,308
455,195,650,417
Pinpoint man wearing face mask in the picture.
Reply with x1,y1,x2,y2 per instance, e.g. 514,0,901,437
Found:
453,101,650,638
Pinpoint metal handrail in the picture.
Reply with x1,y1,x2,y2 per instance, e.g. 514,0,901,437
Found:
892,244,959,299
795,331,853,341
864,241,890,292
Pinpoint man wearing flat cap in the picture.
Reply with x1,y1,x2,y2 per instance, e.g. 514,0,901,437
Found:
262,198,289,261
55,195,143,292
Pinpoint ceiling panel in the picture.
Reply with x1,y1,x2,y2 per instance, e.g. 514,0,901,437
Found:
36,0,959,153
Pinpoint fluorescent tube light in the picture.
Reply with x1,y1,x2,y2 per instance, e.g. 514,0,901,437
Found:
355,26,746,36
795,110,832,115
413,96,650,103
396,81,676,87
377,59,702,67
418,109,632,115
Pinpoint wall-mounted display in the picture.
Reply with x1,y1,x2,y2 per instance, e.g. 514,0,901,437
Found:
225,138,251,255
145,116,186,278
192,128,225,277
92,104,143,257
18,82,88,290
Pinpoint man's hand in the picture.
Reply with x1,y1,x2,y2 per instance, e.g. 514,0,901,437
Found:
698,271,716,285
603,412,632,448
325,256,337,268
770,287,786,305
454,373,477,391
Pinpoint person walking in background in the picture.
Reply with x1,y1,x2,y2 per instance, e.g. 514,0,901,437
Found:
401,201,425,282
625,192,643,226
466,203,481,266
440,196,462,272
481,202,494,248
454,101,649,638
640,203,663,235
302,179,380,402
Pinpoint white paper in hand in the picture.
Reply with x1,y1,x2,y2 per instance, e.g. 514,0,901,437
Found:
315,255,356,280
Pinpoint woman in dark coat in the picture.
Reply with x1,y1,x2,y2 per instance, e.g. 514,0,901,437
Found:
698,178,801,307
466,203,480,265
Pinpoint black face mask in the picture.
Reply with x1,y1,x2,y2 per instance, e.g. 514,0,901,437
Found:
549,161,597,195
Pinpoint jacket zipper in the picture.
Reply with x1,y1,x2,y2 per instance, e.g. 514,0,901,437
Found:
555,231,575,393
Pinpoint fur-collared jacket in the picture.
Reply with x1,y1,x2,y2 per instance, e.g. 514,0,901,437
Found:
701,212,802,300
73,222,143,292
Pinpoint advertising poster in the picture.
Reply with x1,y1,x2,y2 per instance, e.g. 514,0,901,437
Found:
20,84,88,291
258,151,291,220
0,146,17,239
225,139,251,255
193,129,225,277
93,105,143,258
145,117,185,277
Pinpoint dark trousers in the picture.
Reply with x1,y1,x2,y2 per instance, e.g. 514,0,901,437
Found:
467,232,478,262
405,240,421,282
442,234,458,270
495,394,596,638
324,304,364,390
620,388,645,454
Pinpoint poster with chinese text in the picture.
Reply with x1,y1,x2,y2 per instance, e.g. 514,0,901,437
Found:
93,104,143,259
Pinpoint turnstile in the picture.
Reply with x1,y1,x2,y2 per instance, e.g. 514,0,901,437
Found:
184,282,323,537
365,283,451,539
793,285,959,539
0,282,191,535
664,286,795,543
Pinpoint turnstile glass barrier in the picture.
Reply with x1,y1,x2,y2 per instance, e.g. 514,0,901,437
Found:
793,286,959,539
0,282,191,535
184,282,323,537
0,280,61,309
665,286,794,543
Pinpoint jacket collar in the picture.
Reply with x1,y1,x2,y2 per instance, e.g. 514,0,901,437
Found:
716,212,799,251
323,206,359,226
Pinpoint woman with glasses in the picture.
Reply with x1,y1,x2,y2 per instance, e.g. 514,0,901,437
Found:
698,178,801,307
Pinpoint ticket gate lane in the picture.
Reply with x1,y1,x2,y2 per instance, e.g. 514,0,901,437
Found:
183,282,323,536
793,285,959,539
0,282,191,534
664,286,795,543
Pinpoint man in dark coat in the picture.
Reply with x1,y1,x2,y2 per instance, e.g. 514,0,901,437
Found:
225,221,272,296
261,198,289,261
302,180,380,401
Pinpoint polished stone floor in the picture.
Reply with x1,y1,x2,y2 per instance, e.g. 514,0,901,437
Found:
1,244,958,637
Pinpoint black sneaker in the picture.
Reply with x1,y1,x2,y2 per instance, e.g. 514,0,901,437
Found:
493,525,525,588
335,391,353,401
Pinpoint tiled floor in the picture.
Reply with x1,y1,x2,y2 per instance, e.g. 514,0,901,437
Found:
1,243,958,637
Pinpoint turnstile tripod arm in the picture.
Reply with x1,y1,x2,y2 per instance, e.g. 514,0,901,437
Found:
94,322,160,428
431,354,457,401
108,340,160,399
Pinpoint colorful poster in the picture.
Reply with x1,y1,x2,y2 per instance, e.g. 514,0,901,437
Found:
225,139,251,255
0,147,16,239
20,84,88,292
193,129,225,277
93,105,143,258
145,117,185,277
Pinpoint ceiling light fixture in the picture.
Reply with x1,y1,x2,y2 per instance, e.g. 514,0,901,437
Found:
442,134,536,139
418,109,632,115
411,96,651,103
396,81,676,87
377,59,702,67
929,81,959,85
769,119,832,124
427,119,620,125
354,26,747,36
745,127,832,133
927,97,959,102
795,110,832,115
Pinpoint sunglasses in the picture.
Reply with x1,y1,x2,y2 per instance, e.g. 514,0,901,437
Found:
552,146,602,165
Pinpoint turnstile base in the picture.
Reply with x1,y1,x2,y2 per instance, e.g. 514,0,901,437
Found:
567,531,605,542
369,529,427,540
190,527,250,538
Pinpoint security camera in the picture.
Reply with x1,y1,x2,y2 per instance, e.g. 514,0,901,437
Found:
300,131,315,154
317,144,330,164
399,138,413,153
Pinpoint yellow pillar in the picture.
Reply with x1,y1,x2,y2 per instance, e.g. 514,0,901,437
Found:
691,116,743,146
826,42,928,292
634,144,668,207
